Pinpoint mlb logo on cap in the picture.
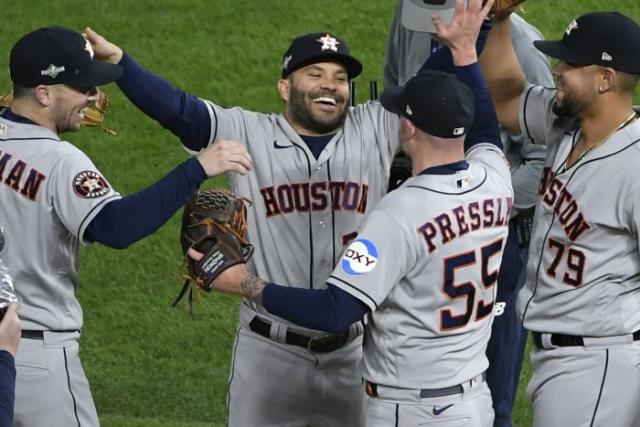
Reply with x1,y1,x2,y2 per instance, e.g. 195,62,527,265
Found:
380,70,475,139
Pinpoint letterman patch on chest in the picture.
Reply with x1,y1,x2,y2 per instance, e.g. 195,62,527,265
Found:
341,239,378,275
72,171,110,199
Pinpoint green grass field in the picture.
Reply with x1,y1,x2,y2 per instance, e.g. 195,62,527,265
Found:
1,1,639,426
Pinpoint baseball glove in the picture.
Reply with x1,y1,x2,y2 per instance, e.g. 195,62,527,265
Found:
0,89,117,135
173,189,254,315
488,0,526,20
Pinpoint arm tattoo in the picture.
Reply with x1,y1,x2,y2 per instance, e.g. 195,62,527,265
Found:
241,273,267,305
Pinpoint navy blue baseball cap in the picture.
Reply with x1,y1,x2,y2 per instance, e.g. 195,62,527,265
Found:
534,12,640,74
10,26,123,88
281,32,363,79
380,70,474,138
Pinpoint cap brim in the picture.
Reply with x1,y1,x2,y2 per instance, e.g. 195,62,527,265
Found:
401,0,457,33
379,85,407,117
533,40,582,64
288,53,363,79
67,61,123,87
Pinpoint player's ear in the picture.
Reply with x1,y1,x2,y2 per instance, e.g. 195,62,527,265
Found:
401,117,416,140
33,85,52,107
278,79,290,102
598,67,615,94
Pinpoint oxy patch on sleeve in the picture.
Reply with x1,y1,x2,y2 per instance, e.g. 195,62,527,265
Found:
341,239,379,275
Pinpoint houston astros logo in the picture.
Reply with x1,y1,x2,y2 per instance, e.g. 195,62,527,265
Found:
342,239,378,275
72,171,110,199
316,34,340,52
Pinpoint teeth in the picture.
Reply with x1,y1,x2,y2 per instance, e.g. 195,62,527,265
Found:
314,96,337,106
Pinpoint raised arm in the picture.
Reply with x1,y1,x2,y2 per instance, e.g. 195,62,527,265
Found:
479,17,527,133
84,27,212,151
431,0,502,149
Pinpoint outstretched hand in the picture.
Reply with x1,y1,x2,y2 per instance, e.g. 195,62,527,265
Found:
84,27,124,64
196,139,253,177
432,0,494,65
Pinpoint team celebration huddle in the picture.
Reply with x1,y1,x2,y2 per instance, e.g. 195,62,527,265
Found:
0,0,639,426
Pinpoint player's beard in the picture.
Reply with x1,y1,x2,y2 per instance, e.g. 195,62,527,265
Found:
288,85,348,135
552,86,590,119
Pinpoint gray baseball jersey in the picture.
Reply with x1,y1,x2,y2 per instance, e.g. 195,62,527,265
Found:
197,100,399,426
200,100,400,324
0,115,120,331
515,85,640,427
516,85,640,336
328,144,513,389
0,112,120,426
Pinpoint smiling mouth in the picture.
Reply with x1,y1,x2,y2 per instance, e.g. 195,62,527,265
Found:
313,96,338,107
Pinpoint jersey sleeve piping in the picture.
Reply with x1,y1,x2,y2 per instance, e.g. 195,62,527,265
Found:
193,99,218,154
77,194,122,246
327,275,378,311
406,170,488,196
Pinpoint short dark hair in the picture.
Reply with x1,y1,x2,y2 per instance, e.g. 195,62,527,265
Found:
12,83,33,100
617,71,640,95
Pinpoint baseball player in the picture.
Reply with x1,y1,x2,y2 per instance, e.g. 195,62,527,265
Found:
203,2,512,426
481,11,640,427
1,27,251,427
0,303,20,427
384,4,552,425
85,23,406,425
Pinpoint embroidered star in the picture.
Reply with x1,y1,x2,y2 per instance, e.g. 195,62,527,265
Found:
565,19,579,36
282,54,293,70
316,34,340,52
84,39,94,59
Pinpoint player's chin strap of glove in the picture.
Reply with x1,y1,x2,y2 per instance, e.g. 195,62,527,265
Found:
0,89,117,135
174,189,254,317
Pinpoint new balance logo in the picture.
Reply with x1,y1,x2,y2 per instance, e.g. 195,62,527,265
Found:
433,404,454,416
601,52,613,61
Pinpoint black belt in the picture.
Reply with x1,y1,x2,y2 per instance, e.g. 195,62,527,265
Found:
532,331,640,350
365,373,486,399
21,330,79,340
249,317,350,353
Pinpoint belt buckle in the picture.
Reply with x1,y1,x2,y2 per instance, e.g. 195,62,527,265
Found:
307,331,348,353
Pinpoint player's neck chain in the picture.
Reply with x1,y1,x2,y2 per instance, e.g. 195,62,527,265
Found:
565,111,638,170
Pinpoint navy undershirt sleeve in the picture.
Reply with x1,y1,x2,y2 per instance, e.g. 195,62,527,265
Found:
85,157,207,249
117,53,211,151
262,283,369,333
0,350,15,427
455,63,502,150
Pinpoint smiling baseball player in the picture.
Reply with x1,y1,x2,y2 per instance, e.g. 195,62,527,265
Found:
86,25,402,425
203,1,515,426
1,27,250,427
481,11,640,427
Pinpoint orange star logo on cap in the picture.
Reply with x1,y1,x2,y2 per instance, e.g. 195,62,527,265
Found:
316,34,340,52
